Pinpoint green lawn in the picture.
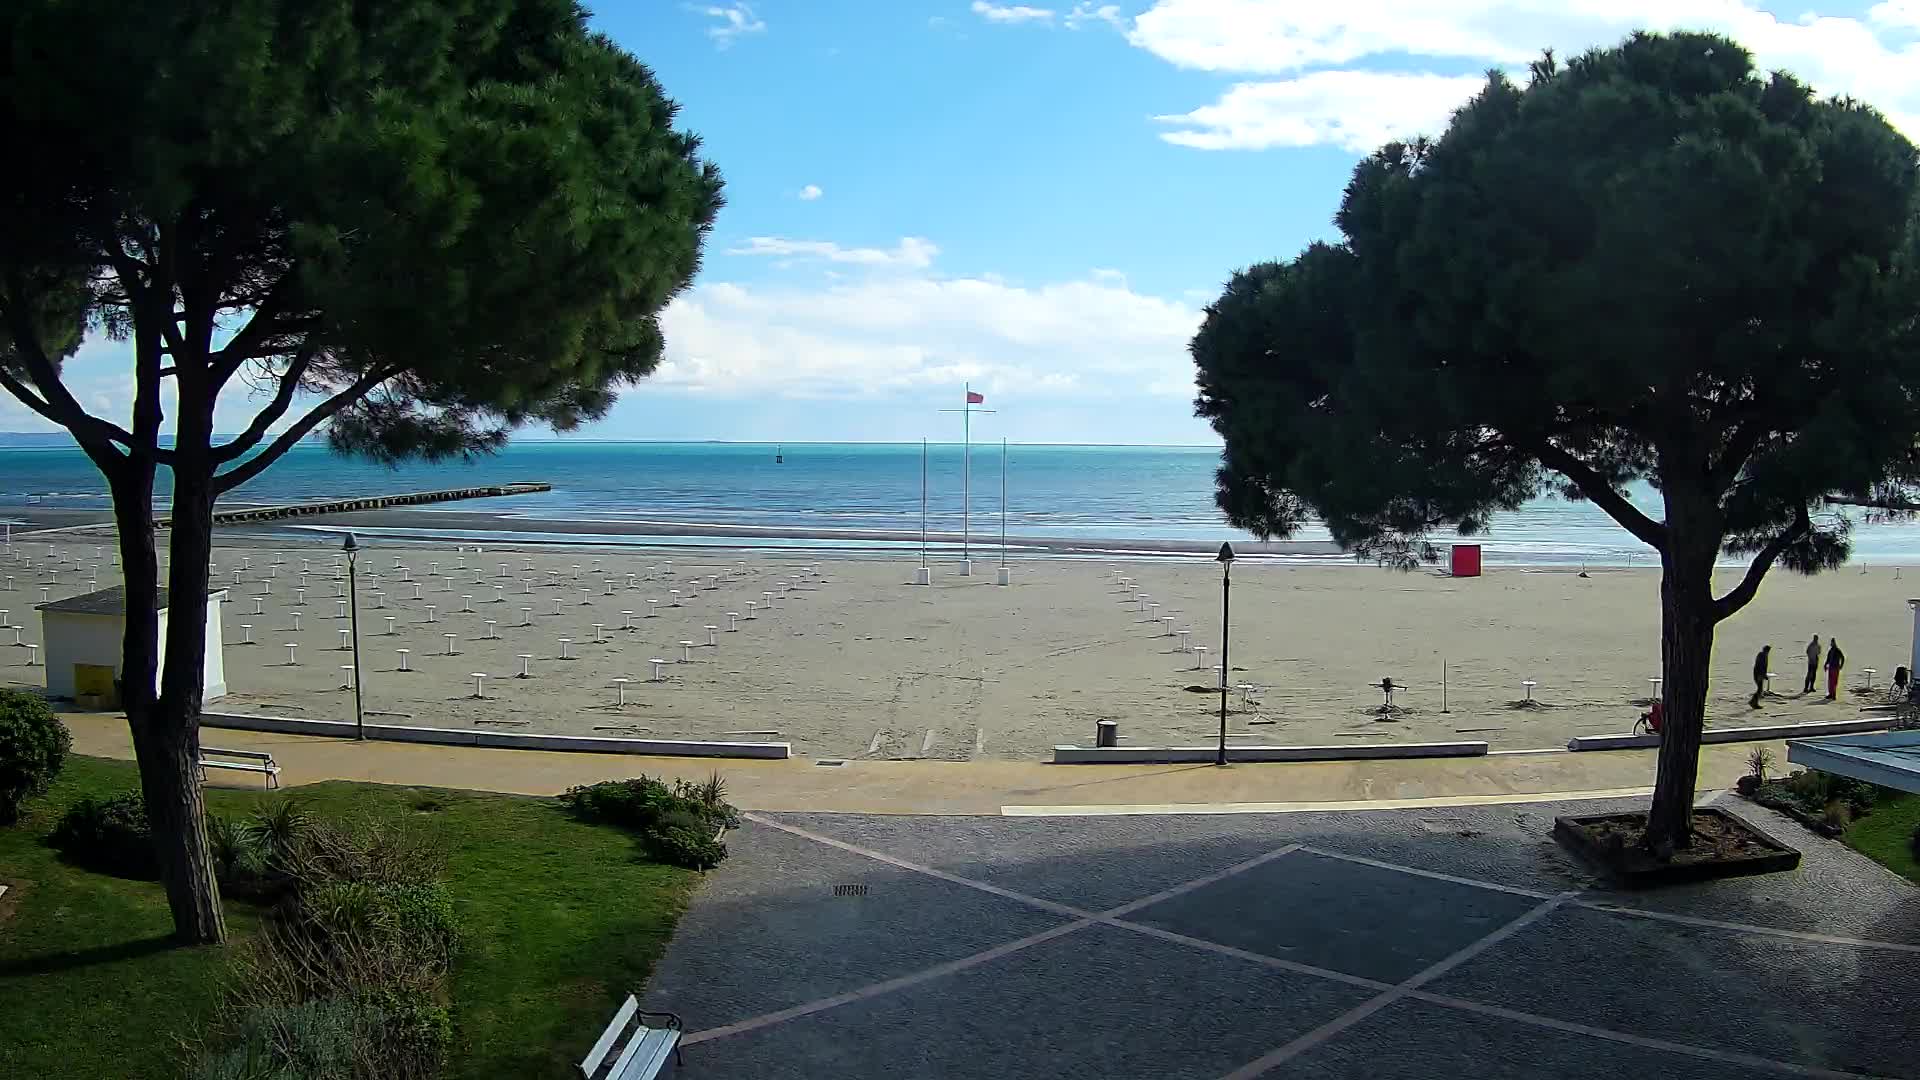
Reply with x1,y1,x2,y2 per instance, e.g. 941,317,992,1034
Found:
1845,790,1920,885
0,755,701,1080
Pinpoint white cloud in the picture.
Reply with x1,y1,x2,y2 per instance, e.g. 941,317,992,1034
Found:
797,184,824,201
1869,0,1920,29
655,266,1202,401
972,2,1056,24
1065,3,1126,30
697,3,766,47
1156,71,1484,151
1131,1,1920,150
728,236,940,270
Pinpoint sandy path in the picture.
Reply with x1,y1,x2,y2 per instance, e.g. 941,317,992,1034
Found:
1,534,1911,758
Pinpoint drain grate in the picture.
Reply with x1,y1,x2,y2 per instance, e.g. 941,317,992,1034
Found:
833,884,868,897
815,759,848,767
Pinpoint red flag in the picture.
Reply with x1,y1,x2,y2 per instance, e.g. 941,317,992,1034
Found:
966,390,984,404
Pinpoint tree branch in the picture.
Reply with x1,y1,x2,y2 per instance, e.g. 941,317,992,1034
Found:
1712,505,1810,623
1708,417,1768,491
208,276,298,386
211,347,317,464
212,367,396,494
0,282,147,458
1531,440,1669,550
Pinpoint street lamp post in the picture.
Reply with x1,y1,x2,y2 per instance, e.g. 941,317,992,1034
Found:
344,533,366,740
1216,541,1235,767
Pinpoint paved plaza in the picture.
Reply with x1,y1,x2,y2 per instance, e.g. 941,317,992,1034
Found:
645,796,1920,1079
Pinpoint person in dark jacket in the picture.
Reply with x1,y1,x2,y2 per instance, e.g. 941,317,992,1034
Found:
1826,639,1846,700
1750,645,1771,709
1804,635,1821,694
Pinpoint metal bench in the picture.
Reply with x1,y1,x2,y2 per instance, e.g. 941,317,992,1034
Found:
581,995,682,1080
198,747,280,789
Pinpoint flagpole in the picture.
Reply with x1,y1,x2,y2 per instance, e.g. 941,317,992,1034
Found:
1000,437,1008,568
963,382,971,564
920,438,928,567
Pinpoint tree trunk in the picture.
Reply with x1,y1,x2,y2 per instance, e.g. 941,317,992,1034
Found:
1645,529,1720,852
109,458,227,944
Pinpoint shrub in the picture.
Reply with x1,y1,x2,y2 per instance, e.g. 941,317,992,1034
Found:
645,820,727,870
282,814,446,889
0,689,70,824
198,817,460,1080
49,790,155,877
1746,746,1773,783
210,800,315,899
189,995,446,1080
1771,769,1879,821
560,774,739,869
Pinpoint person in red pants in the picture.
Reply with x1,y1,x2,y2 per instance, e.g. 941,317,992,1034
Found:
1825,639,1846,700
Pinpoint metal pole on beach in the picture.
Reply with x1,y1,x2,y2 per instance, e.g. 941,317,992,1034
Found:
1216,542,1235,766
963,383,971,565
921,439,928,567
344,532,366,740
1000,438,1007,568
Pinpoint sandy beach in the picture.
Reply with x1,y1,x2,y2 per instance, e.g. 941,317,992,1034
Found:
1,518,1912,759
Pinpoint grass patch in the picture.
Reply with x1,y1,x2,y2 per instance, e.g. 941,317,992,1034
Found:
0,756,701,1079
1844,790,1920,885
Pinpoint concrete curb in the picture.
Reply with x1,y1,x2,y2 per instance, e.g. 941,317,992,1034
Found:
1050,741,1488,764
201,711,790,759
1567,716,1890,752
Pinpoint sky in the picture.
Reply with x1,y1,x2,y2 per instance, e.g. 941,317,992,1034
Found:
10,0,1920,445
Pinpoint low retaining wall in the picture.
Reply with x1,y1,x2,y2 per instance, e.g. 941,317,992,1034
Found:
202,711,789,760
1567,716,1891,752
1051,741,1488,764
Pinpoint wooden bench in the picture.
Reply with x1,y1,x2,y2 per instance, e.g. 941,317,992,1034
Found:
198,747,280,789
581,995,682,1079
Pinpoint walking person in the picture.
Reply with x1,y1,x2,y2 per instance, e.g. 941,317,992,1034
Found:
1826,639,1846,700
1804,635,1821,694
1750,644,1771,709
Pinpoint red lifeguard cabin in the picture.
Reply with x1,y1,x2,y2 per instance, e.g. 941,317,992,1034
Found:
1450,543,1482,578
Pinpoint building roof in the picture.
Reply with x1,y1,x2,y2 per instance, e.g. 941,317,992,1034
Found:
35,585,226,616
1787,729,1920,795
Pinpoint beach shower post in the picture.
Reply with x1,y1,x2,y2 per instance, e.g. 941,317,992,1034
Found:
1216,542,1235,766
344,533,366,740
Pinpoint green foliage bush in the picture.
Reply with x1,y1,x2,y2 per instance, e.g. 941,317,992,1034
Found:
1754,770,1885,834
48,789,155,877
0,689,70,824
210,799,314,900
194,816,458,1080
187,995,447,1080
559,774,738,869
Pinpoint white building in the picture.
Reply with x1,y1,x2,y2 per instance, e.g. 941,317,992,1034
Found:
35,586,228,703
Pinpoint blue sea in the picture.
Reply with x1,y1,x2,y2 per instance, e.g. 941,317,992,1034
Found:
4,440,1919,565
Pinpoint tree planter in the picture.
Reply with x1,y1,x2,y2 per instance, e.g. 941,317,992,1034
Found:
1554,807,1800,887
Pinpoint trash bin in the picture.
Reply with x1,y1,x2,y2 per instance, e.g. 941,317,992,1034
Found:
1450,543,1482,578
1095,720,1118,748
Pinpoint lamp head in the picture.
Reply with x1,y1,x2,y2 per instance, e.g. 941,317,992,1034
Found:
1216,542,1236,564
342,533,358,554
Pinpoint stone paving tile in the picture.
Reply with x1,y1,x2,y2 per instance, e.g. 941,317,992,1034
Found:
643,821,1068,1030
762,811,1295,911
1125,848,1545,983
676,922,1379,1080
1427,905,1920,1077
1270,998,1761,1080
763,800,1609,910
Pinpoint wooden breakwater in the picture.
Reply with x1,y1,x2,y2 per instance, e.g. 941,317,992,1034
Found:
159,482,550,527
